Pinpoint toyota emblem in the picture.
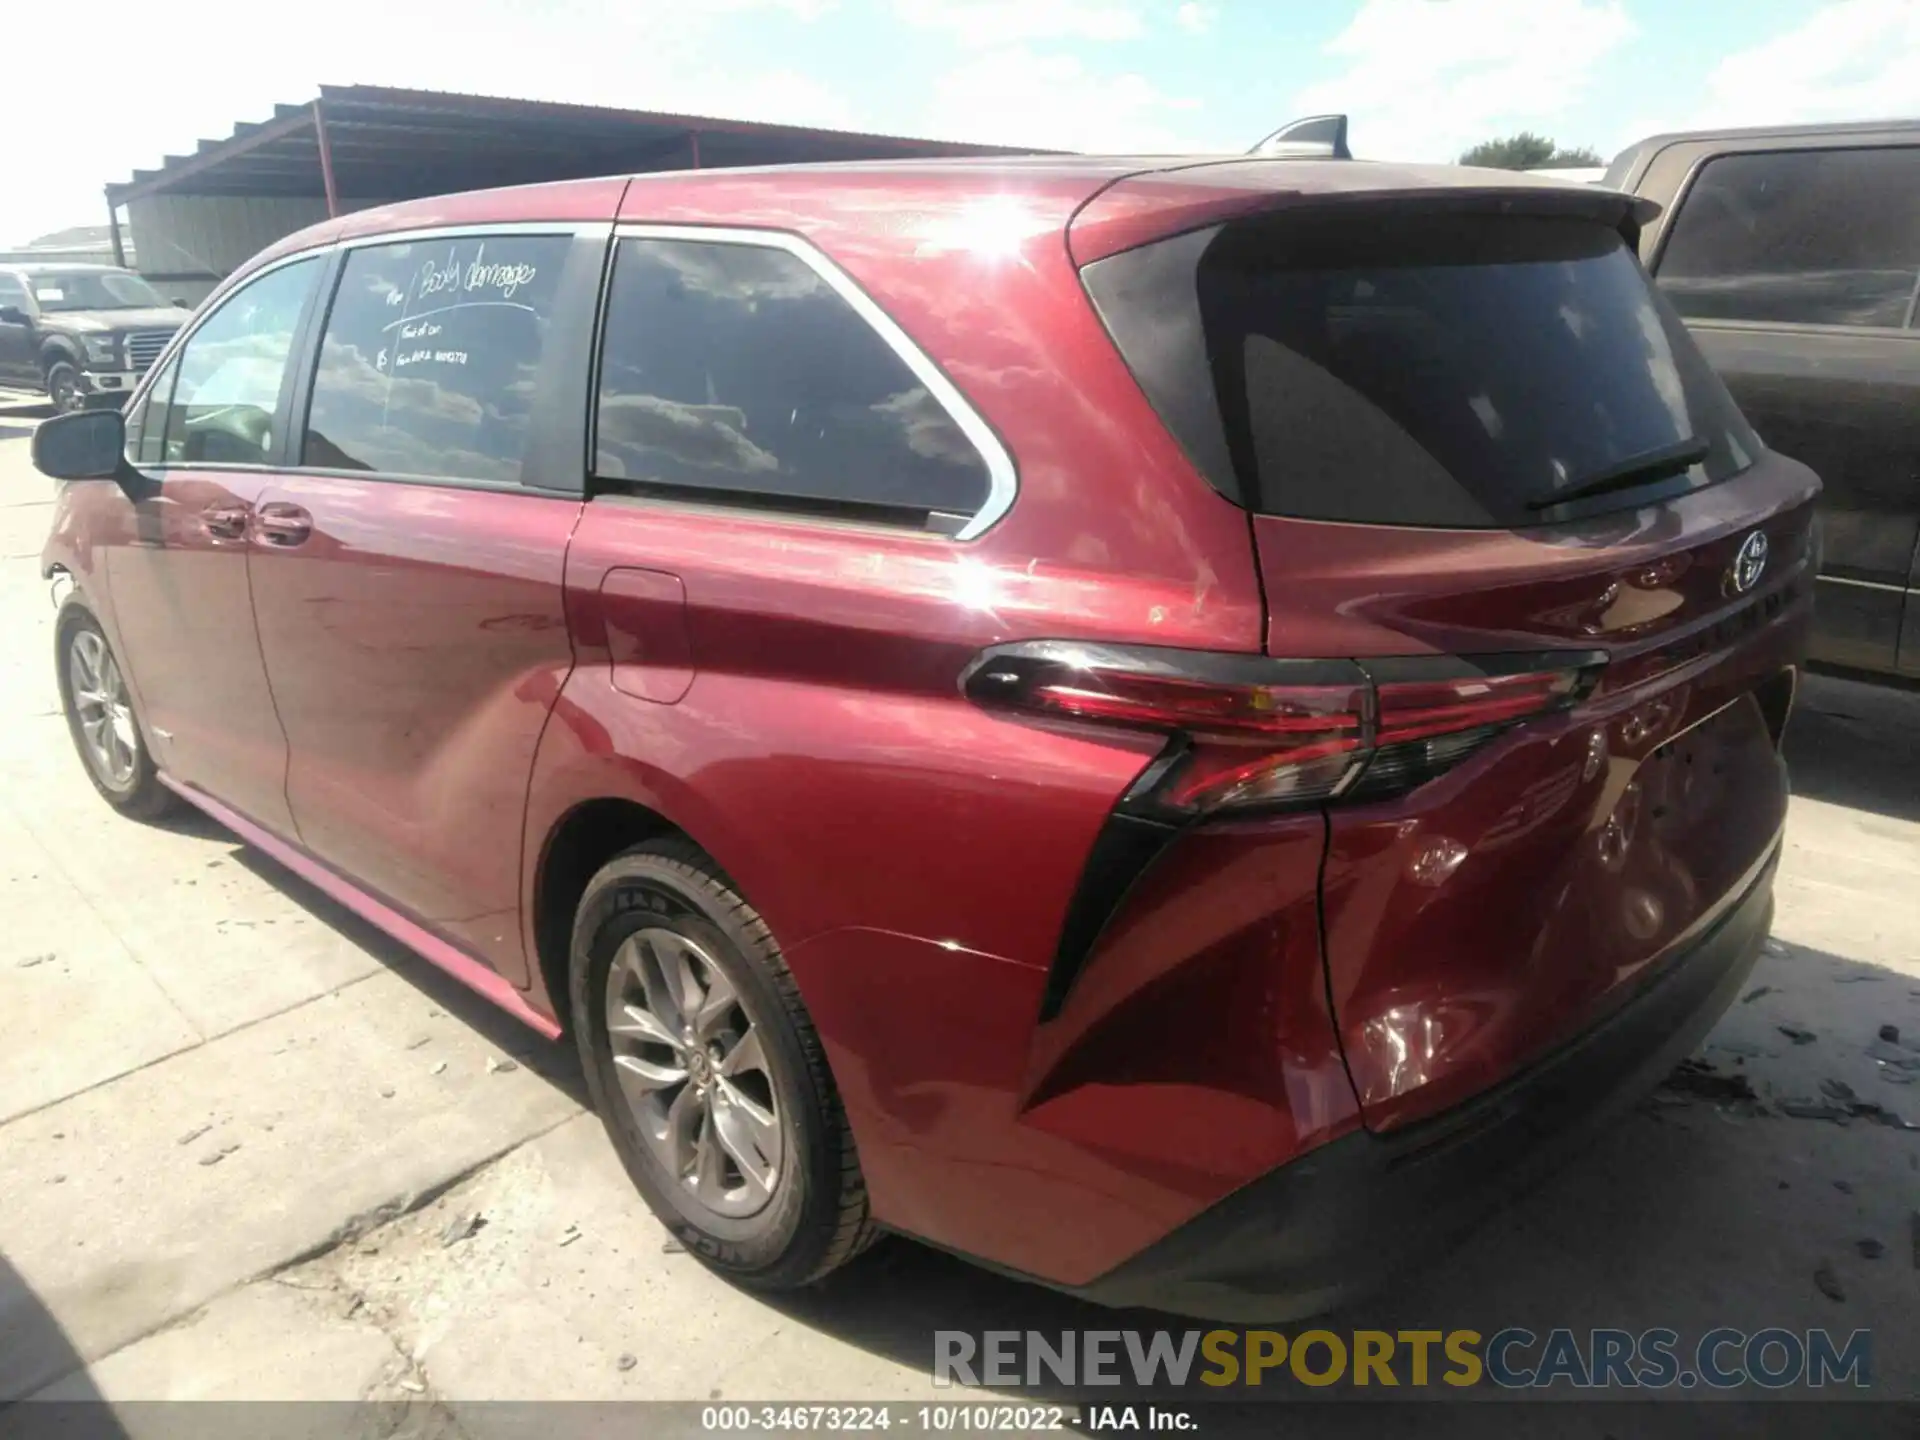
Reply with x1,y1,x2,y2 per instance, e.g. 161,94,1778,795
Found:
1729,530,1769,595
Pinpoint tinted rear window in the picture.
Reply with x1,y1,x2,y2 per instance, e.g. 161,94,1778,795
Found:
1088,211,1760,528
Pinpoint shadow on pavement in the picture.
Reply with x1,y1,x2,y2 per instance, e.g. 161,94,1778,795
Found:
1785,672,1920,824
224,848,588,1108
0,1256,124,1423
140,805,231,843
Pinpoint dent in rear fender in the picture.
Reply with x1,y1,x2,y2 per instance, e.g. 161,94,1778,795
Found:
1321,651,1794,1132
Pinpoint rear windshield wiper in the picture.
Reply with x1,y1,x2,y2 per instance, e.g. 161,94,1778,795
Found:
1527,436,1712,512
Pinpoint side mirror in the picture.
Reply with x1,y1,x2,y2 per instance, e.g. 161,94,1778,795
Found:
32,409,128,482
0,305,28,325
172,298,192,309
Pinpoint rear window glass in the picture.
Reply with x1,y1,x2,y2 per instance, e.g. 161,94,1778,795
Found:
1090,212,1761,528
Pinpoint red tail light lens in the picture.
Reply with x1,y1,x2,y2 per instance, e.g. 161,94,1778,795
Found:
962,641,1601,818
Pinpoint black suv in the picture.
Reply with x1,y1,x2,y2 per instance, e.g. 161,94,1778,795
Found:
0,264,189,413
1606,120,1920,681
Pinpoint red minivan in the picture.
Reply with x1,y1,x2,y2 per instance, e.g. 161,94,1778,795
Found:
33,153,1816,1320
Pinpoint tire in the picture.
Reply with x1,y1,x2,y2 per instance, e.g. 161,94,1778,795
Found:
54,608,176,820
44,359,84,415
571,837,874,1289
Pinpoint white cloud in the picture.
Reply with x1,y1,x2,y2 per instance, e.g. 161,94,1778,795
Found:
894,0,1145,46
922,46,1203,152
1292,0,1637,163
1683,0,1920,130
1174,2,1216,33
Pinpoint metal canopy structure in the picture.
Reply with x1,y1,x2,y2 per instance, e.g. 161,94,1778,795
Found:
103,84,1038,266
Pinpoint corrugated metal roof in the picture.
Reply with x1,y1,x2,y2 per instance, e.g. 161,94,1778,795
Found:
107,84,1045,204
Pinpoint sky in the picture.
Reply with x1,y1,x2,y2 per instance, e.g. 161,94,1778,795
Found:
3,0,1917,245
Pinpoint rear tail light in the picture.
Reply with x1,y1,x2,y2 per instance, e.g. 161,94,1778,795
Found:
962,641,1602,819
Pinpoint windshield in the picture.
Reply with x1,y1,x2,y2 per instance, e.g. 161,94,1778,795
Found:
29,270,168,313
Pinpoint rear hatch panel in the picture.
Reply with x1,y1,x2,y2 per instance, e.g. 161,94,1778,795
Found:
1079,174,1820,1131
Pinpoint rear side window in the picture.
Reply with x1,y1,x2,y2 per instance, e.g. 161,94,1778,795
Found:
1656,147,1920,329
593,237,992,527
1087,211,1759,528
301,234,570,482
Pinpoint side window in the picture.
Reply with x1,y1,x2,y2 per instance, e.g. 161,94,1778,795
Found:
593,238,992,524
0,274,29,311
1657,147,1920,328
301,234,570,482
161,257,321,465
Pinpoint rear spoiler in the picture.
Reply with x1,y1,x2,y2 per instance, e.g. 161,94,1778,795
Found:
1069,168,1664,268
1247,114,1352,160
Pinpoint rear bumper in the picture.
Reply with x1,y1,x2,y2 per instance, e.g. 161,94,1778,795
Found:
1070,837,1779,1321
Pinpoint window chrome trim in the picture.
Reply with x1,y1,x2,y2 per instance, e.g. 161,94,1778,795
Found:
609,221,1018,541
1816,573,1907,595
340,220,613,250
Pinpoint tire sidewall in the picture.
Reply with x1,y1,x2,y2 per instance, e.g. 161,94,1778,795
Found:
571,851,837,1282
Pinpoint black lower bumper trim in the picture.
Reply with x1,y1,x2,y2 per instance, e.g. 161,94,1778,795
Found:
1069,843,1779,1321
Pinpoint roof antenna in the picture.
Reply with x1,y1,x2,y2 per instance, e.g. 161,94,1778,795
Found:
1248,114,1351,159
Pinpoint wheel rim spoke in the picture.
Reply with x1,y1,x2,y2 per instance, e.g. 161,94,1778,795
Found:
691,1102,727,1194
612,1050,687,1098
608,1000,680,1048
718,1025,768,1081
664,1080,703,1175
657,933,705,1024
711,1082,780,1194
628,936,690,1034
693,964,738,1039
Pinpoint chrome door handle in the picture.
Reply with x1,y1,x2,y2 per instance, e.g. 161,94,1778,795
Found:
203,502,250,540
253,503,312,547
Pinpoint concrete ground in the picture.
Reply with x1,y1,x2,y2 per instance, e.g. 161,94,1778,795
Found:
0,419,1915,1429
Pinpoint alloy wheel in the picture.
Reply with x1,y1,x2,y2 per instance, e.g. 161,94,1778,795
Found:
605,925,786,1219
67,629,138,791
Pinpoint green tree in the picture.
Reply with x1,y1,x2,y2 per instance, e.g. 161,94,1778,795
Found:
1458,133,1603,169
